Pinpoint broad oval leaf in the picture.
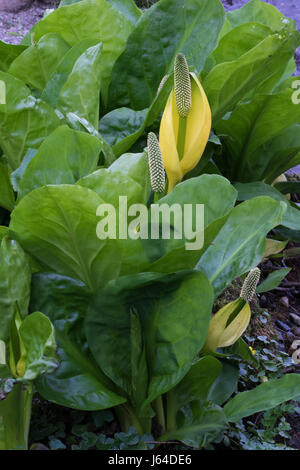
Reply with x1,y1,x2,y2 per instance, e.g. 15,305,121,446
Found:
10,185,122,291
86,270,214,412
224,373,300,422
196,197,286,297
108,0,225,110
18,126,101,200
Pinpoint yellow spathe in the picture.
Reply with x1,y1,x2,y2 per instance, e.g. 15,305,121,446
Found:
159,72,211,192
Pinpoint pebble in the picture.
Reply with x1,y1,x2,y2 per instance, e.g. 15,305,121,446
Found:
286,331,295,342
280,296,289,308
276,319,291,332
289,313,300,327
292,327,300,337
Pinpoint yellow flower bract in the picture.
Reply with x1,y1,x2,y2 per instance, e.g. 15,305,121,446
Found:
159,72,211,192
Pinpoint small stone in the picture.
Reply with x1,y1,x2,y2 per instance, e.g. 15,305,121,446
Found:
293,327,300,337
280,296,289,308
286,331,295,342
289,313,300,327
276,319,291,332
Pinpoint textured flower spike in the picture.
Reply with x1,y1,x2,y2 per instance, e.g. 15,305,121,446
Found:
240,268,261,303
147,132,166,194
174,53,192,118
159,54,211,193
157,74,170,95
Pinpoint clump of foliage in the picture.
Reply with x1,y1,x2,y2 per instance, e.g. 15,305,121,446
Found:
0,0,300,450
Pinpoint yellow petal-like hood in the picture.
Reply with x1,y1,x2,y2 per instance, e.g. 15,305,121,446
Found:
203,299,251,352
159,91,182,192
159,72,211,192
180,73,212,175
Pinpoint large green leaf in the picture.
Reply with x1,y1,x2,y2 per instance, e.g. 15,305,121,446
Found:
0,237,31,342
31,272,126,410
77,151,150,206
33,0,134,101
0,41,27,72
18,126,102,200
99,108,148,147
86,271,214,414
10,185,122,291
215,87,300,182
163,402,227,449
106,0,141,24
8,34,71,91
224,0,297,33
0,72,60,170
203,30,300,121
208,361,239,405
0,160,15,211
19,312,58,381
59,0,141,23
107,74,174,156
108,0,225,110
234,182,300,231
0,227,8,244
256,268,291,293
56,42,103,127
196,197,285,296
172,356,222,411
145,175,237,271
224,374,300,422
42,38,100,108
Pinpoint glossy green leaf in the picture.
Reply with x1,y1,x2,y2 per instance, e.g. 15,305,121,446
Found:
224,373,300,422
0,226,8,244
99,108,148,148
145,175,237,272
164,402,227,448
30,273,126,410
204,30,300,121
10,185,122,291
108,74,174,157
9,34,71,90
208,361,239,405
173,356,222,411
60,0,141,23
274,181,300,195
0,41,27,72
106,0,141,24
0,237,31,342
256,268,291,293
33,0,134,101
0,160,15,211
0,72,60,170
77,151,150,206
0,382,33,450
148,214,230,274
57,42,102,127
215,88,300,183
108,0,225,110
86,271,214,413
10,149,37,193
196,197,285,297
18,126,101,200
235,182,300,231
42,38,100,108
225,0,297,33
19,312,58,381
